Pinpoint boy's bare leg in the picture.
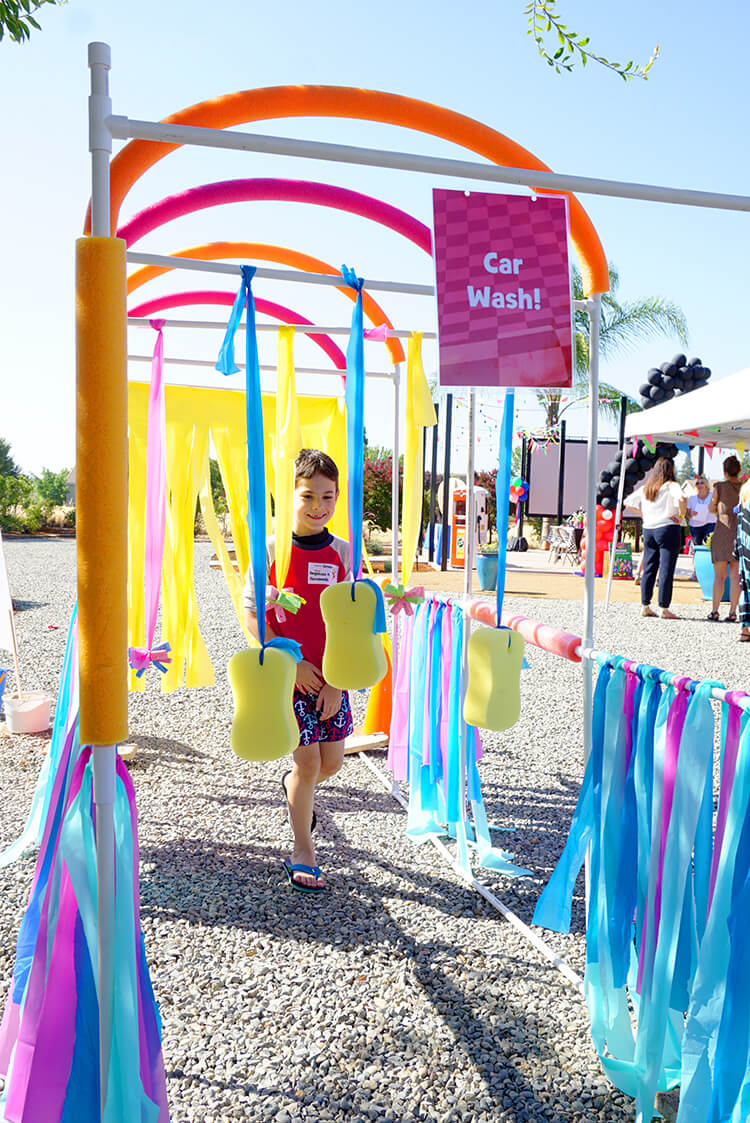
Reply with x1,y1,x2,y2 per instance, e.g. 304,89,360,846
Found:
318,740,345,784
287,742,324,888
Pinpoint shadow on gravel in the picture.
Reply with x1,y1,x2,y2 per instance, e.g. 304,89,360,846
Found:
140,819,611,1120
10,599,48,612
126,734,208,765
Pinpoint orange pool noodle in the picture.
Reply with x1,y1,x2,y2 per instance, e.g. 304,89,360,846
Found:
362,636,392,736
76,236,129,745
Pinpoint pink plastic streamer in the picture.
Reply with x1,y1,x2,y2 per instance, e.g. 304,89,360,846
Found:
388,612,414,781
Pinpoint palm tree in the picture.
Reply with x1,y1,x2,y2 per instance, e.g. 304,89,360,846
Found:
537,264,688,428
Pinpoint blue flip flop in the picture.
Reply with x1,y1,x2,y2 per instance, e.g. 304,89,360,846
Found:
282,860,325,893
281,771,316,833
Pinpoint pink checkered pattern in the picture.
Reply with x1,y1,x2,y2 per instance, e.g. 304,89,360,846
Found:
432,189,572,388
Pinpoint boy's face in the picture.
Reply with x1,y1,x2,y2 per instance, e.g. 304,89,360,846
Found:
293,472,338,535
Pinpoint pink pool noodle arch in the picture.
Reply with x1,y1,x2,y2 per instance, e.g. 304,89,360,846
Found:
117,178,432,256
128,290,346,369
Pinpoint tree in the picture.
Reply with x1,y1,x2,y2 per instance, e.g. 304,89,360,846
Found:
209,458,228,515
536,263,688,428
675,453,695,484
0,438,19,477
35,467,70,507
525,1,659,81
0,0,61,42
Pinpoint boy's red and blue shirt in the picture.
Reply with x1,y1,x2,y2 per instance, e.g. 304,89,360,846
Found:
243,529,351,670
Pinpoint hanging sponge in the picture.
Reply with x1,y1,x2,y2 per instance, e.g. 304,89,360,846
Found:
228,647,299,761
321,581,388,690
463,627,525,732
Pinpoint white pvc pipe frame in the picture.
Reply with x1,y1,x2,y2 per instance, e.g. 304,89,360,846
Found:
85,40,750,1111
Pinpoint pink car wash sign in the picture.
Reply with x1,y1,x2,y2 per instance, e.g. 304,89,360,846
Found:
433,189,573,388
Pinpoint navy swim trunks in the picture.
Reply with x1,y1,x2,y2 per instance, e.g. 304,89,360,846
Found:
293,689,353,747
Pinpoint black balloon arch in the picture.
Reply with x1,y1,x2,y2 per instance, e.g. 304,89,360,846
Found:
596,353,710,510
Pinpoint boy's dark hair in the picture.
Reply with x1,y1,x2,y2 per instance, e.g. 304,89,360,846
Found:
295,448,339,488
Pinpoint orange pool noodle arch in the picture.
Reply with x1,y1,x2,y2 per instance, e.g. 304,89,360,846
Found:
93,85,608,296
76,236,129,745
126,240,404,365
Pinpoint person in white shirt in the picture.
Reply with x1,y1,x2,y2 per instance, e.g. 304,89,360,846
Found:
685,476,716,546
626,457,686,618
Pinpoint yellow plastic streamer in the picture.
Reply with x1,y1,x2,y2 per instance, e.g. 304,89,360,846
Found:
127,382,347,690
401,332,437,585
274,327,303,590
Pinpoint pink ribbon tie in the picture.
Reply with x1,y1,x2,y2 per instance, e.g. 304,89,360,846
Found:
128,642,172,677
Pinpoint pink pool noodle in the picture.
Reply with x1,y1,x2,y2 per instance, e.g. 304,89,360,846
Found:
465,600,582,663
117,178,433,255
128,290,346,369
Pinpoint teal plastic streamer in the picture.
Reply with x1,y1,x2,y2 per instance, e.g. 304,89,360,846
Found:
495,388,514,622
216,267,301,666
0,606,78,869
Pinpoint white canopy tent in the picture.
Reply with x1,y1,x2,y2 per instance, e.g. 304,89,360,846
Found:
624,365,750,449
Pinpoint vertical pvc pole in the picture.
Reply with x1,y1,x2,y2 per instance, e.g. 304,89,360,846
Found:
440,393,453,571
459,390,476,841
556,419,567,526
582,296,602,767
87,41,117,1118
604,450,628,609
517,436,527,538
390,365,401,778
428,403,439,561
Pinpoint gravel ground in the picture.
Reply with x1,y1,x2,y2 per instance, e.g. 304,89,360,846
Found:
0,538,745,1123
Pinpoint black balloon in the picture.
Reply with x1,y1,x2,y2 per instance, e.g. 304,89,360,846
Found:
672,353,687,368
647,368,663,385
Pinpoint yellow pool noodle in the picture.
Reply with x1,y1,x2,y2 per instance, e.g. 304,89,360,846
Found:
321,582,387,690
228,647,299,761
76,236,129,746
463,627,525,732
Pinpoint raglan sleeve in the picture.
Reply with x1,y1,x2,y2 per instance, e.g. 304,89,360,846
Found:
334,537,353,583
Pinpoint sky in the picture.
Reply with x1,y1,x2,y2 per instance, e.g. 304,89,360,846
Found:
1,0,749,477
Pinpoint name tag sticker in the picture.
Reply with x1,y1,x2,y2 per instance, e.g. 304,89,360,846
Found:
308,563,338,586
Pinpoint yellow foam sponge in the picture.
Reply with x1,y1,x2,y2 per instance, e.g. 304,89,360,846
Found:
228,647,299,761
463,627,525,732
321,581,387,690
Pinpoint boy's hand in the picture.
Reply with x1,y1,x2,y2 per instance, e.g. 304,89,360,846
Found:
316,684,343,720
296,660,323,695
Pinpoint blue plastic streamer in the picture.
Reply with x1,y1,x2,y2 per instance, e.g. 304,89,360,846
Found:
216,267,302,667
495,388,515,623
342,264,365,583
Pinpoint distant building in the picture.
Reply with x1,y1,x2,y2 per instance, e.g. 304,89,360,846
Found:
66,468,75,506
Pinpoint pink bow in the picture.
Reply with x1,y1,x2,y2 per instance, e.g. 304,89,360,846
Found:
266,585,288,623
384,584,425,616
128,642,171,677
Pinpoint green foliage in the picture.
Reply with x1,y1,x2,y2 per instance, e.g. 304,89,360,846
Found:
209,458,228,515
0,438,19,477
474,468,498,535
364,445,392,462
0,0,61,42
363,455,401,531
0,473,36,531
35,467,70,508
525,1,659,81
537,264,689,428
675,453,695,484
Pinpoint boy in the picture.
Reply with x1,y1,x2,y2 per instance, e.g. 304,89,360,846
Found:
244,449,352,892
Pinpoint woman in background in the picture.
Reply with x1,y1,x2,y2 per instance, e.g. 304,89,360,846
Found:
627,457,686,619
735,477,750,641
707,455,741,622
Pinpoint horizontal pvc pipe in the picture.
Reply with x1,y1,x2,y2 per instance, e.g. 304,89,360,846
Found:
126,250,434,296
465,599,582,663
126,354,395,379
357,750,584,994
579,647,744,707
107,115,750,214
126,316,437,339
